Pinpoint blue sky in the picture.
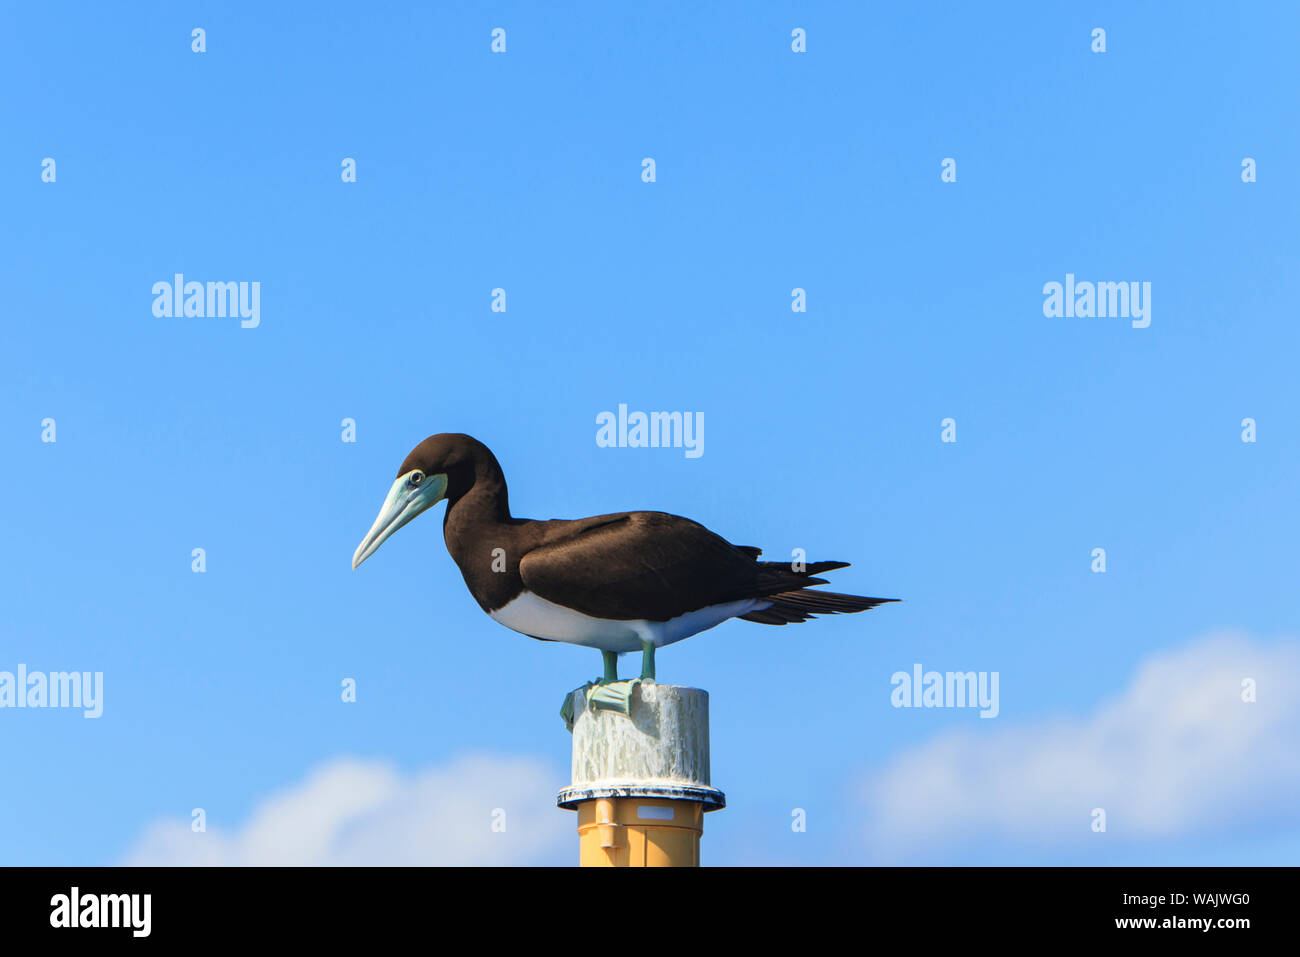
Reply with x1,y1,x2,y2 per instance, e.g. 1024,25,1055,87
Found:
2,1,1298,866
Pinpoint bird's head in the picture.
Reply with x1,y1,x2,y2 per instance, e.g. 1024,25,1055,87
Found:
351,433,490,569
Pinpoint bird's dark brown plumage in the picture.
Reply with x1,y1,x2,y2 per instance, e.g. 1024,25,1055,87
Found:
392,433,897,626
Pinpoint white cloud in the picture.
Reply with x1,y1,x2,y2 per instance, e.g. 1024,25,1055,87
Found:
858,632,1300,858
123,753,571,866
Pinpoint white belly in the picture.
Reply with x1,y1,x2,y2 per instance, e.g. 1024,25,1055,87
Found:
488,590,768,653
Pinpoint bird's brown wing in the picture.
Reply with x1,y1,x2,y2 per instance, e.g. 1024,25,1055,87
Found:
518,511,824,622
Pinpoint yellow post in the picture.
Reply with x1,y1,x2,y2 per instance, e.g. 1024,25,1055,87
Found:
575,796,706,867
558,684,724,867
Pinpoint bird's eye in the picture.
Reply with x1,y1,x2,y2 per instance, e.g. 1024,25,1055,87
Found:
411,471,424,485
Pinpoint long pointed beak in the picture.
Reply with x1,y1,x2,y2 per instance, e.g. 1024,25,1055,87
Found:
352,471,449,569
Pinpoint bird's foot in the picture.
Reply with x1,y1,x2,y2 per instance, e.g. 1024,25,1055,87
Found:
560,649,652,730
586,678,642,717
559,678,644,731
560,681,594,731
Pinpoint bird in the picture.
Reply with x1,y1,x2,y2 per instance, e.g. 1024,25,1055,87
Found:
352,433,897,708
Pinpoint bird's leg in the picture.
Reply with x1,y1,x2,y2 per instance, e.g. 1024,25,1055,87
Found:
562,651,620,730
599,650,619,684
640,641,656,682
579,645,650,719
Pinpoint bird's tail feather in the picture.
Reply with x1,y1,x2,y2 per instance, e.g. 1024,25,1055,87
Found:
756,559,850,577
741,589,898,625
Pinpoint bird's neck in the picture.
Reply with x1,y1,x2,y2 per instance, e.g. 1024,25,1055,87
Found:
442,473,522,612
442,468,513,556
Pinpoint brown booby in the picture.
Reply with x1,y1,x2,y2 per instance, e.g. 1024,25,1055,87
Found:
352,434,896,701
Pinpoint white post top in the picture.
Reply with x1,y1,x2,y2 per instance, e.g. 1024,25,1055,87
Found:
557,683,725,810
